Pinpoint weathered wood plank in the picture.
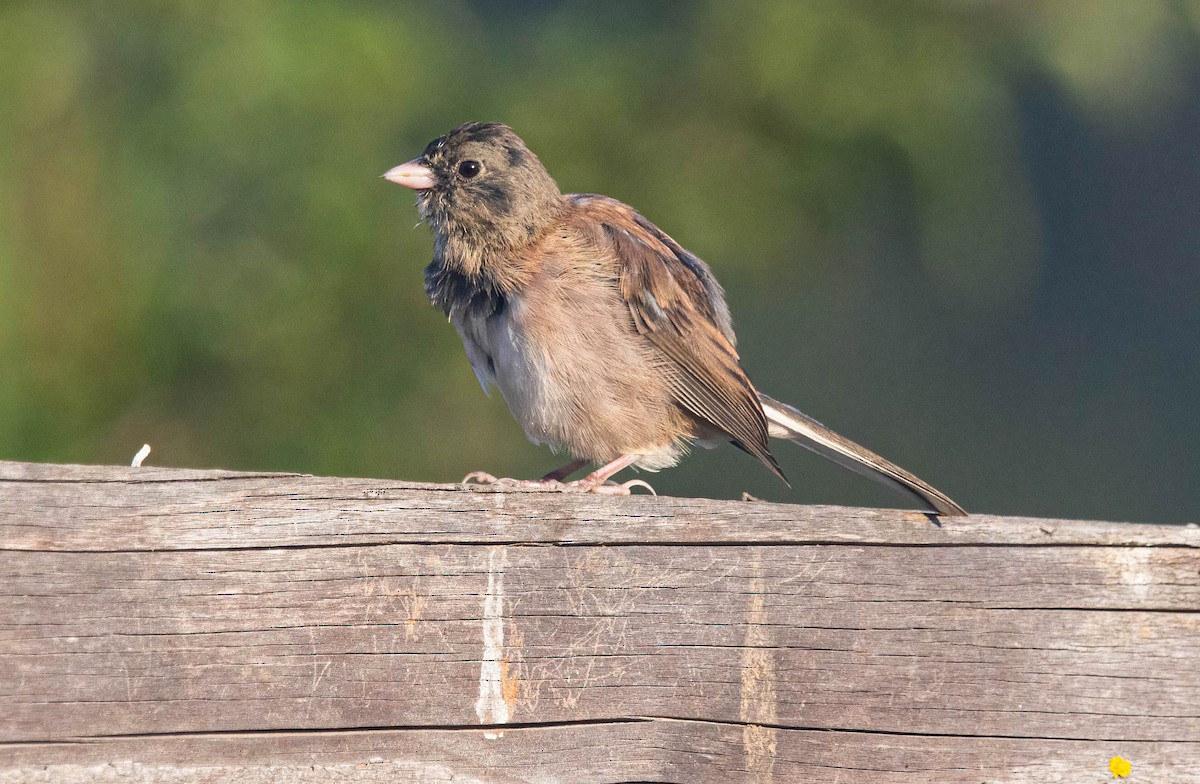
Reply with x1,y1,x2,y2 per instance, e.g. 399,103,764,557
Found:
2,723,1197,783
4,544,1197,741
0,460,1197,783
0,460,301,483
3,462,1196,550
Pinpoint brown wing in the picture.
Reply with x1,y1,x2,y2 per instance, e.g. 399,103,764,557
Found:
570,195,784,481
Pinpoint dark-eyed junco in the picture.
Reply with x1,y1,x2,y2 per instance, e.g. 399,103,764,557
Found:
385,122,965,515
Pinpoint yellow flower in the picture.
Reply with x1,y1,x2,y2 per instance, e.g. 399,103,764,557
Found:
1109,755,1132,778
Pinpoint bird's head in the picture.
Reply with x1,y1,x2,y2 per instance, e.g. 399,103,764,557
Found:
385,122,562,255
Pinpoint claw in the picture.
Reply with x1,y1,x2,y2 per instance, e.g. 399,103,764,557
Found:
462,471,500,485
566,478,657,496
617,479,657,495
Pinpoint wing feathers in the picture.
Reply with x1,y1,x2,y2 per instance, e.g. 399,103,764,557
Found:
574,200,783,480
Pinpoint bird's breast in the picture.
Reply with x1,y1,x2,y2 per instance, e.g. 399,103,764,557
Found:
451,273,691,466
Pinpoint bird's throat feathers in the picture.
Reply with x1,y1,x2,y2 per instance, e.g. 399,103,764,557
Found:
422,226,532,318
420,192,564,318
424,255,510,322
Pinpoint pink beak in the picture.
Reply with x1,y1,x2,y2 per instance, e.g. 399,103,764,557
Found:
383,159,437,190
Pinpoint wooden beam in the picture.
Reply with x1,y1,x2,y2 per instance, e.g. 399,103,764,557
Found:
1,460,1197,782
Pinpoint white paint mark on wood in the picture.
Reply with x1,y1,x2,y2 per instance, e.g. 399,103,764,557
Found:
740,551,778,783
1108,548,1153,600
476,546,509,739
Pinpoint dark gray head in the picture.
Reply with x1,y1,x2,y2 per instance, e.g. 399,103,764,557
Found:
385,122,563,254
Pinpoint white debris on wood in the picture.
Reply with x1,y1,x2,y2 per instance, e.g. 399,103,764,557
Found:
131,444,151,468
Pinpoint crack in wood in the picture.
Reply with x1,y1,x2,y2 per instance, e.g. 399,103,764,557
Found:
1,714,1195,747
0,717,656,745
5,540,1198,555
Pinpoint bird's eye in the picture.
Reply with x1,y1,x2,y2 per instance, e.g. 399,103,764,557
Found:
458,160,482,178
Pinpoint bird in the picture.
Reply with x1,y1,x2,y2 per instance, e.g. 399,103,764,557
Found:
384,122,966,516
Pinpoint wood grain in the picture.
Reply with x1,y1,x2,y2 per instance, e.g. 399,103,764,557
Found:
4,461,1197,550
1,460,1197,783
2,724,1197,784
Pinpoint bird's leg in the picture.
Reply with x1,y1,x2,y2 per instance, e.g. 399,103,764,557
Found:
541,458,588,482
569,454,656,495
577,454,641,485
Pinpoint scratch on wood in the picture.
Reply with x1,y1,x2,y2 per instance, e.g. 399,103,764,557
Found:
475,547,511,739
740,551,778,783
403,581,427,641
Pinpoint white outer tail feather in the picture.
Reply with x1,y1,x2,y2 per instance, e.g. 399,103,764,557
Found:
759,394,966,516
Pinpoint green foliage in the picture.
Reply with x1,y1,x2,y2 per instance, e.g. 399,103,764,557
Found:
1,1,1197,521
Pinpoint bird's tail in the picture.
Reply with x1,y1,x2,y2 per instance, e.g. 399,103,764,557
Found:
759,393,966,516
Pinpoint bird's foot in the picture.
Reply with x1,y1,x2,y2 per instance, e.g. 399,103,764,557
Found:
461,471,655,495
570,477,657,496
461,472,568,491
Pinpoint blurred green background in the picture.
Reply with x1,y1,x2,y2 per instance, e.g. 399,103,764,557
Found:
1,1,1197,523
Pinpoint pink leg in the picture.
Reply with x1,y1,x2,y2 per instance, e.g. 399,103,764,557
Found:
568,454,656,495
542,458,588,482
